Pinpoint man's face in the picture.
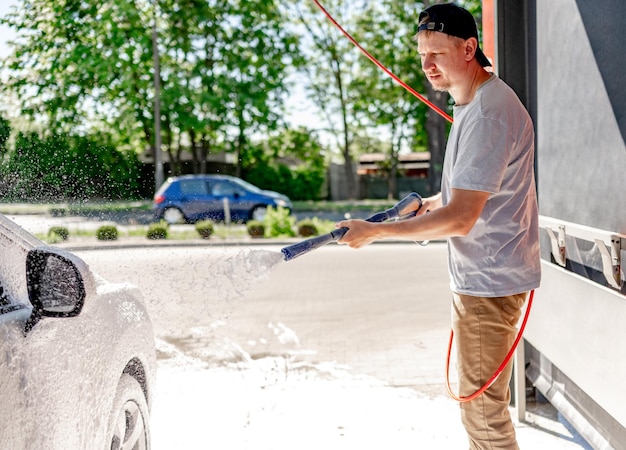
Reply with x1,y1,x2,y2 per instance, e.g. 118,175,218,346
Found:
417,32,467,92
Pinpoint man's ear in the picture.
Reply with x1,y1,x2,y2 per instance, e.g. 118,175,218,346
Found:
464,37,479,62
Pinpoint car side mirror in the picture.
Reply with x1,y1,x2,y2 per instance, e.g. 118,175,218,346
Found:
25,249,87,331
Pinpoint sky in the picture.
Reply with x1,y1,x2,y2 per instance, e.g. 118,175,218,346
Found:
0,1,17,59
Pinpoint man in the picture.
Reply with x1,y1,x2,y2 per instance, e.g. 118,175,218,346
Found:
337,3,541,449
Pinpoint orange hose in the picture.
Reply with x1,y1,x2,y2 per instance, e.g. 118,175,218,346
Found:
445,290,534,402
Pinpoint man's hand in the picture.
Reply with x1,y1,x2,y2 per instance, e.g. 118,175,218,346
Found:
416,192,443,215
335,219,377,248
336,189,489,248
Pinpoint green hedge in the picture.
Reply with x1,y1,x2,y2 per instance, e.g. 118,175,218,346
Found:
195,220,214,239
0,132,141,201
97,225,119,241
147,221,168,240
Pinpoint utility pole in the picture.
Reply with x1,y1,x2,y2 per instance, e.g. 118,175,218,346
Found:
152,0,164,192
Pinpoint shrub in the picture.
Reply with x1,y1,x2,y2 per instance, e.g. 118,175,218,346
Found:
48,226,69,241
240,129,326,201
195,220,214,239
246,220,265,238
264,206,295,238
96,225,118,241
308,217,336,235
296,219,318,237
49,208,67,217
147,221,168,240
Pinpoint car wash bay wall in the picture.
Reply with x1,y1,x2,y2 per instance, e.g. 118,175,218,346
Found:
533,0,626,232
494,1,626,448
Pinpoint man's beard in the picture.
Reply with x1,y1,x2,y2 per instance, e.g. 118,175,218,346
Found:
425,74,450,92
429,80,450,92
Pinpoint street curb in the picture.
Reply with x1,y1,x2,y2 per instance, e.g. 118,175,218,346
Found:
57,238,445,252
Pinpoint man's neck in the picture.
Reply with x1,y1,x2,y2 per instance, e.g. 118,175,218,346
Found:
450,67,492,106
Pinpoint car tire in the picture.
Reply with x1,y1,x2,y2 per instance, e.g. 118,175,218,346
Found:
162,207,185,224
108,373,150,450
250,205,267,222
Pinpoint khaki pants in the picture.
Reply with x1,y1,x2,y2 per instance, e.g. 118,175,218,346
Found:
452,292,528,450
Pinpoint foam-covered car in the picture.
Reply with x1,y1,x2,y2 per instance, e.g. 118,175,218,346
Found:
0,213,156,449
153,174,292,224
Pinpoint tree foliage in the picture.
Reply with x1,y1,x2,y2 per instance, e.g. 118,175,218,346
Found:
289,0,448,199
0,0,301,186
0,117,10,155
0,131,142,201
1,1,153,132
0,0,483,201
156,0,303,176
242,128,326,201
289,0,368,199
351,0,430,199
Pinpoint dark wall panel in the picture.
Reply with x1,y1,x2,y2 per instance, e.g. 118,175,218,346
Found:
533,0,626,233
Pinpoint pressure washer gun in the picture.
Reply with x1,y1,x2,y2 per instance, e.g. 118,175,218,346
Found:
281,192,423,262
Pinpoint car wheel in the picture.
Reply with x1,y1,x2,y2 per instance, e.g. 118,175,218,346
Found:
250,205,267,222
163,207,185,224
109,373,150,450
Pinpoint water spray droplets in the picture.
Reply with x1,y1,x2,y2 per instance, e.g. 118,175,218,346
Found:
205,248,283,304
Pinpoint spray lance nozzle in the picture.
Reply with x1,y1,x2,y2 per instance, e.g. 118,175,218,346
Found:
281,192,423,262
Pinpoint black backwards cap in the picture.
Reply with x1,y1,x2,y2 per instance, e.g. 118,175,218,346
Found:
418,3,492,67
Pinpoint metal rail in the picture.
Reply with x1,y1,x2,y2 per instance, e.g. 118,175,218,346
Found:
539,216,625,290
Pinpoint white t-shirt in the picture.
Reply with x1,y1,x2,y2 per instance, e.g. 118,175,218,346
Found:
441,75,541,297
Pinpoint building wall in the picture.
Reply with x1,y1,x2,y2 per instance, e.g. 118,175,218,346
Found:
535,0,626,233
518,1,626,446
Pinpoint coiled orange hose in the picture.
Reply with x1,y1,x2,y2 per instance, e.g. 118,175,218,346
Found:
445,290,534,402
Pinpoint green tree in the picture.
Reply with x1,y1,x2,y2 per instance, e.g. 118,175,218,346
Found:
0,0,300,189
352,0,430,199
0,116,10,156
291,0,483,199
1,1,154,135
155,0,301,177
291,0,368,199
1,132,141,201
221,1,304,178
242,127,326,201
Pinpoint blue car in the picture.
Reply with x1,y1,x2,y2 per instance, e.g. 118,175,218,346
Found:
153,175,292,224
